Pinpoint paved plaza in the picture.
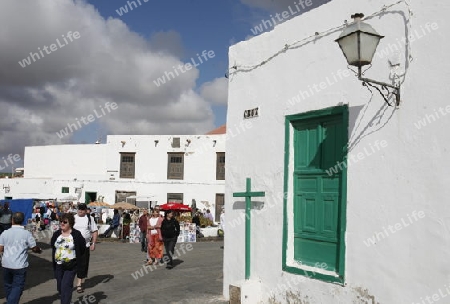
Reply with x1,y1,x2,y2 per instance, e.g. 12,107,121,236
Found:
0,237,226,304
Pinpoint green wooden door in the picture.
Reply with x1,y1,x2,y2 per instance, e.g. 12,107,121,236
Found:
293,114,346,272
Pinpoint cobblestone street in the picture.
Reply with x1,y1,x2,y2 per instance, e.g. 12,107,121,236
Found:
0,238,226,304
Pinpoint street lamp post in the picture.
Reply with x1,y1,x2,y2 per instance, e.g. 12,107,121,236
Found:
335,13,401,106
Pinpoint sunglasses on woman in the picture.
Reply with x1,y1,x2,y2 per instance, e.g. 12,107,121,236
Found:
60,221,68,224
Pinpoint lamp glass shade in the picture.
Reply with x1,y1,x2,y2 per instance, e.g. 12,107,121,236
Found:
336,33,359,66
335,18,384,67
359,32,383,66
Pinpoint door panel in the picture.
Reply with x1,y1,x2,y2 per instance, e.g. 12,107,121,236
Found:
293,114,345,271
215,193,224,221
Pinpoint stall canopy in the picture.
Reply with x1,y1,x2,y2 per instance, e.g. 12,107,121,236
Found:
0,199,34,225
111,202,140,210
88,201,111,207
159,203,192,212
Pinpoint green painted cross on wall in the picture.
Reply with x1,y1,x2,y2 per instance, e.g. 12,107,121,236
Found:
233,177,265,280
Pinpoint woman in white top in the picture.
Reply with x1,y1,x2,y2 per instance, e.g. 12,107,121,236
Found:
146,209,163,265
51,213,86,304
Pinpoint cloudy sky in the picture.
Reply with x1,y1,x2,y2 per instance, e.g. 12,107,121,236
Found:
0,0,329,170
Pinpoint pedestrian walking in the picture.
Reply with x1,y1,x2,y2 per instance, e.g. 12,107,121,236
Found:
0,202,13,235
122,212,131,240
0,212,42,304
160,210,180,269
146,209,164,266
138,209,148,252
73,203,98,293
51,213,86,304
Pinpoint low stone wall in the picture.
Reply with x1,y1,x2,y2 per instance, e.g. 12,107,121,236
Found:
98,224,121,238
200,227,219,237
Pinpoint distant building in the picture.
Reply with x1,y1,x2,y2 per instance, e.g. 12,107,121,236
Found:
1,130,226,221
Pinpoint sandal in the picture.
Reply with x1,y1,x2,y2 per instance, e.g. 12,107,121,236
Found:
76,285,84,293
145,261,153,266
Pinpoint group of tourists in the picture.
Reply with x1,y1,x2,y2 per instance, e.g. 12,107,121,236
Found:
31,203,62,231
138,205,180,269
99,208,133,240
0,202,97,304
0,202,209,304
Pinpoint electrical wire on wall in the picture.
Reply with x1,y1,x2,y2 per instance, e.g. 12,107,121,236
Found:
226,0,413,79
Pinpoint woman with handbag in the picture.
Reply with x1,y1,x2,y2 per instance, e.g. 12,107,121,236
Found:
50,213,86,304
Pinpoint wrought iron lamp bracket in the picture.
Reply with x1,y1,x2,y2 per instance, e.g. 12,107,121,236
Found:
358,67,401,107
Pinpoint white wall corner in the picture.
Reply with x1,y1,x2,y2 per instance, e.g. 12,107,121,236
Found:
229,279,263,304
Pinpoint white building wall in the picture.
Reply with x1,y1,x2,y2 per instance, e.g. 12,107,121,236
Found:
24,144,108,179
225,0,450,303
0,178,52,199
3,134,226,219
106,134,225,184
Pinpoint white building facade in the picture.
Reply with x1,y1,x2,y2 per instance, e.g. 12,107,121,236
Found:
224,0,450,303
1,132,226,221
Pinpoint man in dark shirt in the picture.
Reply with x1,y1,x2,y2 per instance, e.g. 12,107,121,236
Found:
192,211,201,235
0,202,13,235
161,210,180,269
138,209,148,252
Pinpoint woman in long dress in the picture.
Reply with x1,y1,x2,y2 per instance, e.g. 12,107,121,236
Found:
146,209,163,265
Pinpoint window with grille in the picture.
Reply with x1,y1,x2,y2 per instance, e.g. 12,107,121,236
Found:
62,187,69,193
167,193,183,203
167,153,184,179
120,152,136,178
